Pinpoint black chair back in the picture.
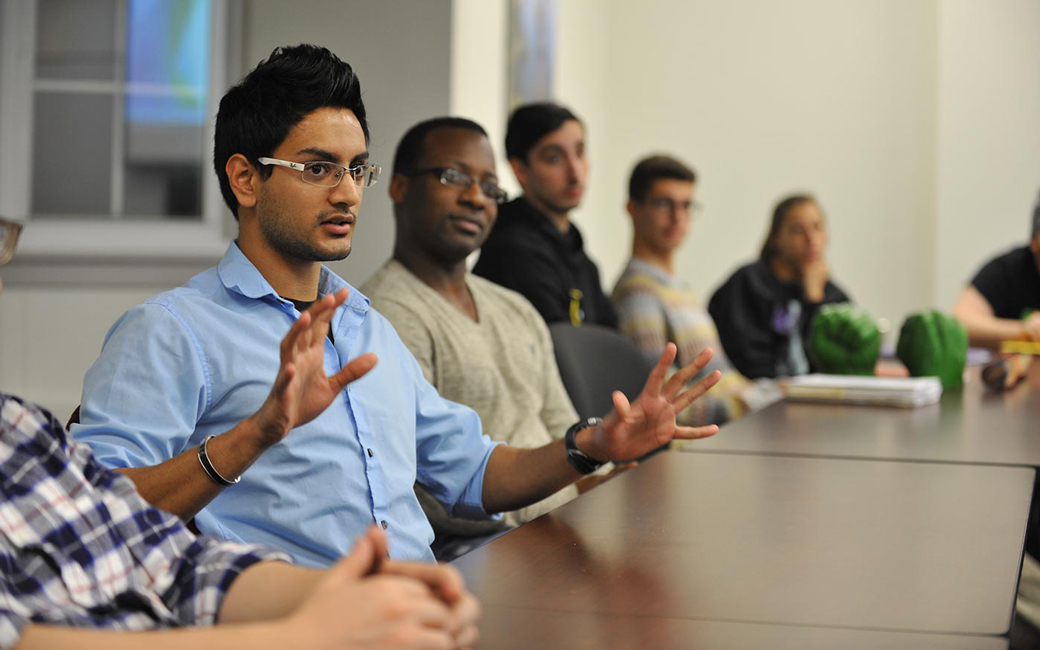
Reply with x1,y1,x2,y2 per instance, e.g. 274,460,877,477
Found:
549,323,656,419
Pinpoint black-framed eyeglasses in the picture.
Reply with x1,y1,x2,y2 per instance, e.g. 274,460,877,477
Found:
258,157,382,188
0,217,24,266
407,167,508,205
642,197,703,216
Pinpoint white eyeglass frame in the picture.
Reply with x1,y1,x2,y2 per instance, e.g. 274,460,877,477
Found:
257,157,381,188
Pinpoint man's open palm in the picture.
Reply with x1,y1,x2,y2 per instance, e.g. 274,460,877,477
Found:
593,344,721,461
255,288,377,445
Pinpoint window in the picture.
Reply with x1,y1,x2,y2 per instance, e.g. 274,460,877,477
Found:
0,0,238,259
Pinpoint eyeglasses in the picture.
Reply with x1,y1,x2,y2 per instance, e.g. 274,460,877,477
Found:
642,197,703,216
407,167,508,205
258,157,382,188
0,217,24,267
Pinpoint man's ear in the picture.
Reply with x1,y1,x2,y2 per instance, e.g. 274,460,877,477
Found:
389,173,409,205
508,157,528,189
226,154,259,209
626,199,638,220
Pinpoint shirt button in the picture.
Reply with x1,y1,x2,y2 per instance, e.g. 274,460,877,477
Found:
367,448,374,457
381,520,388,530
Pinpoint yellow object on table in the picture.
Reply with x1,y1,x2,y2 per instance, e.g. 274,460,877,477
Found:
999,340,1040,355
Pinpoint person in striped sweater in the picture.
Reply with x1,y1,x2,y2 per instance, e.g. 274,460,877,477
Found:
612,156,780,427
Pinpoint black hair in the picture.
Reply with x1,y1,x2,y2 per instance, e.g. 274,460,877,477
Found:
759,194,820,261
628,155,697,202
392,117,488,176
213,44,369,219
504,102,581,162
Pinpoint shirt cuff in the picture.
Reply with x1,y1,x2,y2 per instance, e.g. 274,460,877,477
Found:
451,440,505,520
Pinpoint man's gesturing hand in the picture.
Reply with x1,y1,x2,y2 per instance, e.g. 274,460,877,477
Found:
582,344,721,462
253,288,378,446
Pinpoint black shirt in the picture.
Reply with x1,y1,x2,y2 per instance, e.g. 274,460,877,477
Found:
473,197,618,328
283,296,334,344
707,260,851,379
970,246,1040,319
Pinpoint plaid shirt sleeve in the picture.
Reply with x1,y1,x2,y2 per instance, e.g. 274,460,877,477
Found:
0,395,290,649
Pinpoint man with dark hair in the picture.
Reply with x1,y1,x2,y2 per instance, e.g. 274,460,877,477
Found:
0,218,481,650
627,155,696,203
473,102,618,327
363,117,623,548
953,190,1040,347
72,47,722,568
213,43,371,221
613,155,780,426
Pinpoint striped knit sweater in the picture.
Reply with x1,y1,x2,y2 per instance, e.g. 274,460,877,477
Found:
612,258,778,426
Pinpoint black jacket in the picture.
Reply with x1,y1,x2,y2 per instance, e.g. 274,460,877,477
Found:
474,197,618,328
708,260,850,379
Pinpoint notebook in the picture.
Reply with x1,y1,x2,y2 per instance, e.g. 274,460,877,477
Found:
784,374,943,408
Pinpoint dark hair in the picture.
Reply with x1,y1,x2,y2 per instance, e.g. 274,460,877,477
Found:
504,102,581,162
628,155,697,202
759,194,820,261
393,117,488,176
213,44,369,219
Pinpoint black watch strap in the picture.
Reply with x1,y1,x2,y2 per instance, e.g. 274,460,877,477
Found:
564,417,605,475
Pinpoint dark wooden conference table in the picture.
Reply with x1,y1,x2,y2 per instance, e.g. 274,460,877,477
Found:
681,361,1040,467
454,452,1030,648
452,363,1037,649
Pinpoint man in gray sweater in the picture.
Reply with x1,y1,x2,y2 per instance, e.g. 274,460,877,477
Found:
362,118,619,548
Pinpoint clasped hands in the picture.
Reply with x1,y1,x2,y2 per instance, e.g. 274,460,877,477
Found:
288,525,480,649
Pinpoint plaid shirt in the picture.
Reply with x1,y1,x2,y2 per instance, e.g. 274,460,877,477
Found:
0,394,289,648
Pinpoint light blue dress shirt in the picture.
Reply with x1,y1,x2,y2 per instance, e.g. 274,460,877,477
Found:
71,242,500,566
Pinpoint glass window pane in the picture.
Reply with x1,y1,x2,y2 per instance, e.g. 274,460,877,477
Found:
120,0,210,219
35,0,117,81
32,92,114,217
125,0,210,125
123,123,204,219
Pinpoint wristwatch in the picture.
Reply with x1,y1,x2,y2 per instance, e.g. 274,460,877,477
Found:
564,417,605,475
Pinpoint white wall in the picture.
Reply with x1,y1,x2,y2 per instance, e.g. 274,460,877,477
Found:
555,0,941,330
0,288,156,420
450,0,512,195
548,0,1040,331
935,0,1040,309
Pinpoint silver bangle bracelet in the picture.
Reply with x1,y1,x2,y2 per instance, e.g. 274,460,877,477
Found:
197,435,241,487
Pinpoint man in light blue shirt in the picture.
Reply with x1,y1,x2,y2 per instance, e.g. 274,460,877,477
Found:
76,240,494,565
72,45,723,566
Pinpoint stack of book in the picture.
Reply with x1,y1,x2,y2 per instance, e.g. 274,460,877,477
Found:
784,374,943,408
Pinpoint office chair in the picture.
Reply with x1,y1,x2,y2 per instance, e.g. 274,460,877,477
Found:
549,322,657,420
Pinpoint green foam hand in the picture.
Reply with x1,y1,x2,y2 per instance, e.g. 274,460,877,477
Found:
808,303,881,376
896,311,968,388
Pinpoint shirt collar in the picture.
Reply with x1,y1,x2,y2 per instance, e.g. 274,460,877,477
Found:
216,240,370,315
627,257,683,288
